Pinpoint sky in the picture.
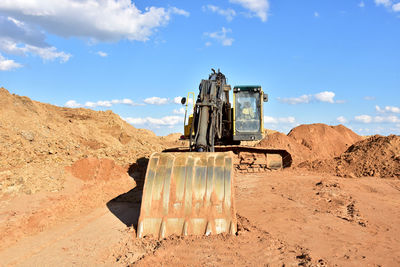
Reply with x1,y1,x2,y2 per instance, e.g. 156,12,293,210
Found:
0,0,399,136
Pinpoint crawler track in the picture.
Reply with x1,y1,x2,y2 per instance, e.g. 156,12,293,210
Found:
163,146,292,172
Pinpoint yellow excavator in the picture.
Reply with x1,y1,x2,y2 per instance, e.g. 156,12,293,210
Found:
137,69,291,239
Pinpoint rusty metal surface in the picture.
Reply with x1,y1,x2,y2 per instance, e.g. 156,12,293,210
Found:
163,146,292,170
137,152,236,239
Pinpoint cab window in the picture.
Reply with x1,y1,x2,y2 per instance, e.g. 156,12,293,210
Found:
235,91,260,132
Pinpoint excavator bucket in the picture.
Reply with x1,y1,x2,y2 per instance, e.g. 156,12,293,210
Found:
137,152,237,239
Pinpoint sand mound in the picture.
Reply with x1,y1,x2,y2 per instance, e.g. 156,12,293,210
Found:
256,132,313,165
335,135,400,178
0,88,171,196
299,135,400,178
257,124,362,166
288,124,363,159
160,133,187,147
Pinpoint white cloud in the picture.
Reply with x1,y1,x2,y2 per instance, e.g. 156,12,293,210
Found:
314,91,335,103
264,116,296,124
174,96,183,104
374,115,400,123
205,41,212,47
169,7,190,17
64,98,142,108
85,100,112,108
12,43,71,62
203,5,236,21
278,94,311,104
230,0,269,22
375,105,400,114
336,116,348,124
64,100,81,108
393,3,400,11
97,51,108,57
123,117,147,125
124,115,183,128
277,91,338,105
0,53,22,71
354,114,400,123
0,16,46,47
142,116,183,126
0,16,71,62
143,97,169,105
205,27,234,46
0,0,189,42
357,124,400,135
374,0,400,13
355,115,373,123
359,1,365,7
173,107,186,115
263,116,276,123
314,12,320,17
111,98,143,106
375,0,400,13
375,0,392,7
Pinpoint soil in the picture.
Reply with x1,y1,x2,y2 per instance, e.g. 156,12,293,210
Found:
288,123,363,159
257,131,314,165
0,87,173,197
1,88,400,266
298,135,400,178
336,134,400,178
257,124,363,166
1,172,399,266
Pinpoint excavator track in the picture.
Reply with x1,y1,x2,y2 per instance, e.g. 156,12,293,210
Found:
163,146,292,173
137,152,237,239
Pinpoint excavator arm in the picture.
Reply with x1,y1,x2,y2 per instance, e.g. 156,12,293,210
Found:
190,69,229,152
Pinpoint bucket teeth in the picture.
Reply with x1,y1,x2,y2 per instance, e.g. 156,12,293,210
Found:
159,220,166,239
137,152,237,239
137,221,144,238
229,221,236,235
205,221,212,236
182,221,188,236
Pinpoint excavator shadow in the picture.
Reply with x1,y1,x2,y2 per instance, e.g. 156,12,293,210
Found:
106,157,148,231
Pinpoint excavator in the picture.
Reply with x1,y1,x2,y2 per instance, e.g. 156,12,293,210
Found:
137,69,291,239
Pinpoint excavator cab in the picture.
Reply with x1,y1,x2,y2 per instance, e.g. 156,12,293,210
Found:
233,86,268,141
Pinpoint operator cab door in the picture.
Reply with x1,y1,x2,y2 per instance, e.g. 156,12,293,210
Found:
233,86,263,141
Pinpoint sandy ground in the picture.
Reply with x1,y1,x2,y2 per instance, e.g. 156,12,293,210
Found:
1,87,399,266
1,170,399,266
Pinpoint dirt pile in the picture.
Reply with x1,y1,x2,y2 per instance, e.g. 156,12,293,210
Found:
0,87,173,196
299,135,400,178
257,132,313,164
335,135,400,178
257,123,362,166
159,133,187,147
288,123,363,159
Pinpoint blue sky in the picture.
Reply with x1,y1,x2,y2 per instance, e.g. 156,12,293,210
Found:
0,0,399,136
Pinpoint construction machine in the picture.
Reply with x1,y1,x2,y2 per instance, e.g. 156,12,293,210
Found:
137,69,291,239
